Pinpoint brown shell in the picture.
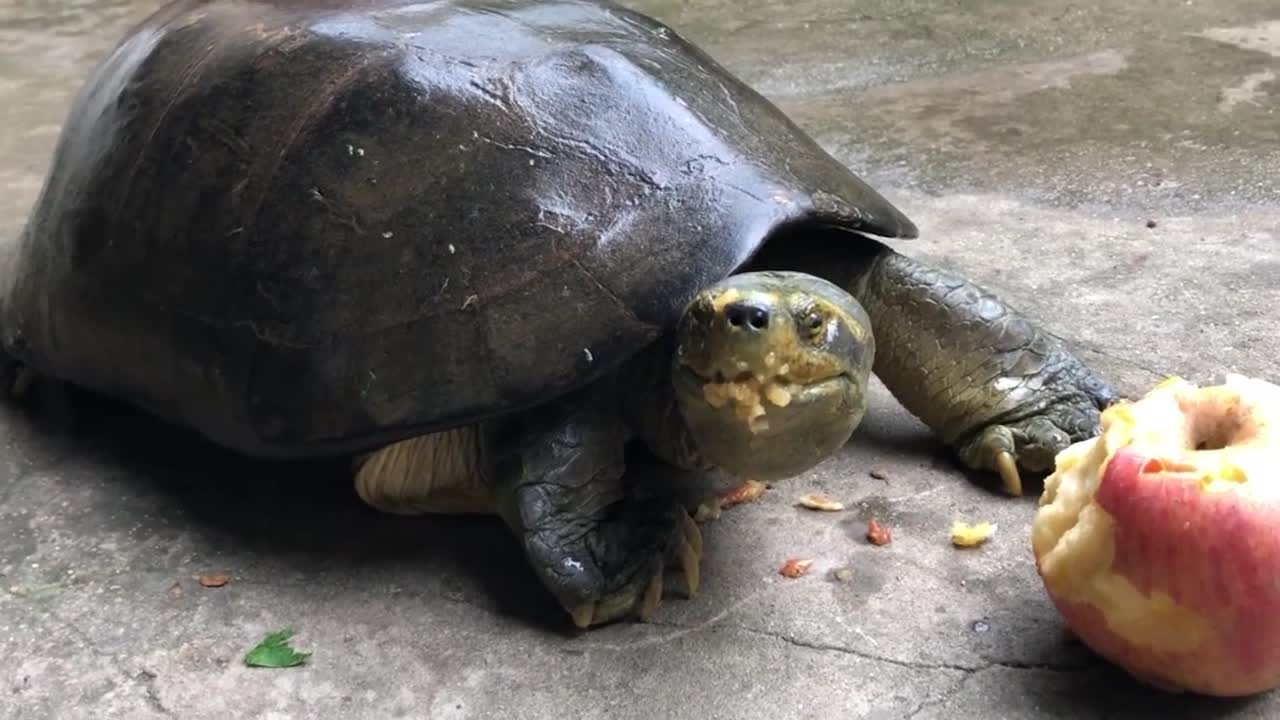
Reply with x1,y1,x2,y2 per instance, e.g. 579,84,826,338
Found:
0,0,916,458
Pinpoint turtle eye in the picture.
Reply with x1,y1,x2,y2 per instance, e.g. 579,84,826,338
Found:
803,311,826,340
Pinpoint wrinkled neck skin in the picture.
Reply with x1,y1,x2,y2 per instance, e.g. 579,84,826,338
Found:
618,335,707,471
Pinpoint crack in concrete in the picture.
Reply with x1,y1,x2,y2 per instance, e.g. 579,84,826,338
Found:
581,589,766,651
902,656,1099,719
733,624,1090,674
639,609,1092,678
604,611,1095,720
5,587,175,717
903,670,974,720
135,669,175,718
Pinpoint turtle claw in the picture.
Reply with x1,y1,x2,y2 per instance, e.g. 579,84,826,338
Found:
681,511,703,557
571,603,595,629
559,507,706,629
679,536,701,597
957,416,1078,496
570,561,672,628
638,571,663,622
995,450,1022,497
678,508,704,597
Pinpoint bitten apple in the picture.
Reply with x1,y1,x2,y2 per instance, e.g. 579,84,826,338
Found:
1031,374,1280,697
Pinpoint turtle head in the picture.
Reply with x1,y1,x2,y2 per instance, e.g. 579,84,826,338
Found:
672,270,875,481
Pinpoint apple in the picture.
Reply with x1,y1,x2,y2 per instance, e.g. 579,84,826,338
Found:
1031,374,1280,697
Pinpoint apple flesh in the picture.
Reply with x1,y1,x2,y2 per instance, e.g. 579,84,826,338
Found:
1031,374,1280,697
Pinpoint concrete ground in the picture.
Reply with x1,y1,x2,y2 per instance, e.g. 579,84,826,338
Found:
1,0,1278,718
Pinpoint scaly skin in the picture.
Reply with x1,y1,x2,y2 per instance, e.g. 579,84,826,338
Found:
617,335,705,472
342,270,878,629
845,242,1118,494
749,235,1118,496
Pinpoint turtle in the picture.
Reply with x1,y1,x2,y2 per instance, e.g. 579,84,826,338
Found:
0,0,1118,628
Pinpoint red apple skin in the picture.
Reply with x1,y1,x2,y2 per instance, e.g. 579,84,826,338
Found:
1042,446,1280,697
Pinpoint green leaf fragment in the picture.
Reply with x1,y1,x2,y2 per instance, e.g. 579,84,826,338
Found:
244,629,312,668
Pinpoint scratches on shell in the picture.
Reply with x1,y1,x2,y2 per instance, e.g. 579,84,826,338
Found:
307,186,363,234
116,36,223,206
471,131,554,159
556,242,650,331
239,50,392,242
468,78,514,110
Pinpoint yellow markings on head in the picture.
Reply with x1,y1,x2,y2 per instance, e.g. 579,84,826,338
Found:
710,287,742,314
759,294,866,384
811,297,869,345
689,283,864,433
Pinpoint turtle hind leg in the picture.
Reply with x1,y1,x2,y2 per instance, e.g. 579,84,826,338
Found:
352,426,498,515
491,383,704,629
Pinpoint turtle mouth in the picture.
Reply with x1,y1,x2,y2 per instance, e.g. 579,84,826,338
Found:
678,354,851,389
675,362,854,433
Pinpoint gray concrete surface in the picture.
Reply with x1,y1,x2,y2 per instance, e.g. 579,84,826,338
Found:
2,0,1278,718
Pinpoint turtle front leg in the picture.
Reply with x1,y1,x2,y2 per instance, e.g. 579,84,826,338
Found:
842,241,1119,496
491,384,703,629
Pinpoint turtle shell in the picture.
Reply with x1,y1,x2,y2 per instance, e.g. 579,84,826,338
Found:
0,0,916,459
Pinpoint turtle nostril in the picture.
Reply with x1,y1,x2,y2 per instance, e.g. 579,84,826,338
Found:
724,302,769,331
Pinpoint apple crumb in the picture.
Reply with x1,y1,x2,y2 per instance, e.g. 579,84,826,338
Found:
951,521,997,547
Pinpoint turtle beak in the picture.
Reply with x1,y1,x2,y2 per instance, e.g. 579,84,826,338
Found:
676,287,791,383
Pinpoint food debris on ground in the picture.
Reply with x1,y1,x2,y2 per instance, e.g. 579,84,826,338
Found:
719,479,767,508
779,558,815,578
198,573,231,588
694,479,769,521
692,502,721,522
244,629,312,669
866,517,892,545
797,493,845,511
951,521,997,547
832,567,854,582
869,467,889,481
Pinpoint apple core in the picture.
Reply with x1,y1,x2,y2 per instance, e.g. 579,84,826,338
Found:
1031,374,1280,697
